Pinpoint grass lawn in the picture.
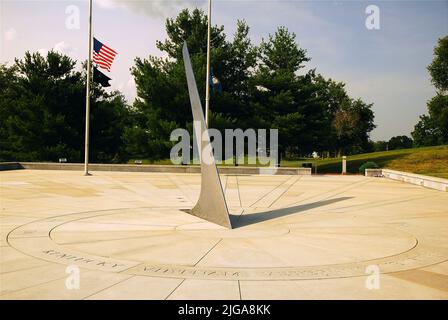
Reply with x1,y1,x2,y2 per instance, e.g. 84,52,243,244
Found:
129,145,448,179
306,145,448,178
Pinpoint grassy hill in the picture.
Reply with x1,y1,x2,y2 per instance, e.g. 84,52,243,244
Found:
293,145,448,178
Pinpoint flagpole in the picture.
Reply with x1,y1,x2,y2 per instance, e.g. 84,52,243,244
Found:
84,0,93,176
205,0,212,127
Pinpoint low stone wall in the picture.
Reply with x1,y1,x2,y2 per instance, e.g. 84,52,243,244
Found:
1,162,312,176
366,168,447,192
0,162,22,171
364,168,382,177
382,169,447,192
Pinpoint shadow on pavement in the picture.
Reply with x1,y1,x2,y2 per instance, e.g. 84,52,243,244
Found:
230,197,353,228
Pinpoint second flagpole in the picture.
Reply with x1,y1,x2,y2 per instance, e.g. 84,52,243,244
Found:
84,0,93,176
205,0,211,127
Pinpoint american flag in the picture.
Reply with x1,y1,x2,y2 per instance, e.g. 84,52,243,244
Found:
93,37,117,72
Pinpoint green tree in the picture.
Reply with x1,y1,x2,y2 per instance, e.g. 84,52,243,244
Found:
312,75,351,155
428,36,448,92
426,94,448,142
388,135,413,150
412,36,448,146
129,9,218,160
0,51,129,162
373,140,388,152
332,103,360,156
253,27,316,156
412,115,443,147
213,20,258,128
157,8,226,60
129,9,258,160
129,9,376,161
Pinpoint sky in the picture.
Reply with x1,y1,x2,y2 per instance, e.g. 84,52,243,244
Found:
1,0,447,141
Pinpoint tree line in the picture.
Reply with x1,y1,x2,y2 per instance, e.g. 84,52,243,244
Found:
0,53,129,163
2,9,443,164
129,9,375,161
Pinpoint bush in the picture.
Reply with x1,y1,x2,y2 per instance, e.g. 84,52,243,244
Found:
359,161,379,174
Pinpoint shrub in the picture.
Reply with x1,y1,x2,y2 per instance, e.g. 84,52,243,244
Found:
359,161,379,174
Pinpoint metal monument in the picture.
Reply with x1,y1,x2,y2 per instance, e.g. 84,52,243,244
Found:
182,43,232,229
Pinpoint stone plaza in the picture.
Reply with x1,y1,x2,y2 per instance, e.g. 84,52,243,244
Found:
1,169,447,299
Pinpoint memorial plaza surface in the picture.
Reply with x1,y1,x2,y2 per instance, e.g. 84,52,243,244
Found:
0,169,447,299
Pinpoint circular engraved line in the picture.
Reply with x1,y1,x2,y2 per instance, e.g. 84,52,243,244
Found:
5,207,164,271
6,208,448,280
49,210,204,243
127,246,448,281
6,209,419,271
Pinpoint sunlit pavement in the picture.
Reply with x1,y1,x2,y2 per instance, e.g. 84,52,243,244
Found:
1,170,447,299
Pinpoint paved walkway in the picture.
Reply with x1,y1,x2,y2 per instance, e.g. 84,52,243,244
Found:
1,170,447,299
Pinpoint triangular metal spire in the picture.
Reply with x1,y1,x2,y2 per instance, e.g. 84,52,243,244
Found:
182,42,232,229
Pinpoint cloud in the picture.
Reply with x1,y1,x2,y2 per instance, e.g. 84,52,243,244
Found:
4,28,17,41
116,77,137,103
35,42,77,59
53,41,77,57
95,0,200,18
95,0,119,10
37,48,48,56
